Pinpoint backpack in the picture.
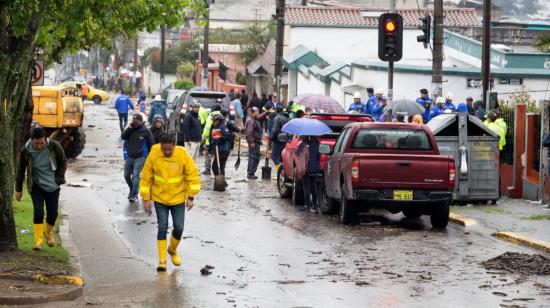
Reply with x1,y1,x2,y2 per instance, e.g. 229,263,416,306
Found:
149,102,166,121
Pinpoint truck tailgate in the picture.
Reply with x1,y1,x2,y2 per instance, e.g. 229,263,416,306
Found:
356,154,451,190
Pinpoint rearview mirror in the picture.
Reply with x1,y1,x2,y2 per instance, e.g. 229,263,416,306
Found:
319,143,332,155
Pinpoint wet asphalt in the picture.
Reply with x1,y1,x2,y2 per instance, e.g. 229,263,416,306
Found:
50,103,550,307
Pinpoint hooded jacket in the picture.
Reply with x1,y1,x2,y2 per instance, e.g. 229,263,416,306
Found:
139,144,201,206
181,111,202,142
269,112,290,142
121,124,154,159
16,139,67,195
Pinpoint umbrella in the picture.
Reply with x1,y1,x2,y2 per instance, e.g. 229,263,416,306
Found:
391,99,425,116
282,118,333,136
292,93,345,114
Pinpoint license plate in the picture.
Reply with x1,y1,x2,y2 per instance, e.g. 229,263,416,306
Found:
393,190,413,200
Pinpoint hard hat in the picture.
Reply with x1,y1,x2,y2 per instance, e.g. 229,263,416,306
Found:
191,100,201,108
444,109,453,114
154,95,162,101
446,92,454,100
353,92,361,99
375,88,384,95
212,113,224,121
436,97,445,104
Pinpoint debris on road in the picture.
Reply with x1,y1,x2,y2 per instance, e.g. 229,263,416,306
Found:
482,252,550,275
200,265,215,275
274,280,305,285
67,182,92,188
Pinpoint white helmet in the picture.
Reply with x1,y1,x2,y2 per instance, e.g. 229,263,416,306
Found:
436,96,445,104
445,92,454,100
375,88,384,95
353,92,361,99
154,94,162,101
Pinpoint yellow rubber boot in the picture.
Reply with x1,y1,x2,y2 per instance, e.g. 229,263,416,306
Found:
168,235,182,266
157,240,167,272
44,223,55,247
33,224,44,251
275,163,281,172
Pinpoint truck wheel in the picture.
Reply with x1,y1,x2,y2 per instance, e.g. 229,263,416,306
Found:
92,95,102,104
291,171,304,206
340,184,358,225
430,203,450,229
277,167,291,199
403,210,422,219
320,181,339,215
64,128,86,158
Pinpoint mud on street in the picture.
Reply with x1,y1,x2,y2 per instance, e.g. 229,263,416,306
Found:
54,103,550,307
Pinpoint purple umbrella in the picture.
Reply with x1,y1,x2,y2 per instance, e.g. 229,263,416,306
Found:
282,118,333,136
292,93,345,114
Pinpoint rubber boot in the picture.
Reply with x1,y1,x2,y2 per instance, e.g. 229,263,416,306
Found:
44,223,55,247
157,240,167,272
275,163,281,172
168,235,182,266
33,224,44,251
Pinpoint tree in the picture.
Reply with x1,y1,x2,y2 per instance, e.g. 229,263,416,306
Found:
0,0,206,252
535,34,550,53
239,22,276,65
177,62,195,79
173,79,195,90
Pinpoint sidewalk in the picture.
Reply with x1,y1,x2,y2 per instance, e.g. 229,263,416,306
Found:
451,197,550,253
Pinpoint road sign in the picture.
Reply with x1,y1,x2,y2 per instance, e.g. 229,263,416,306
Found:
32,60,44,86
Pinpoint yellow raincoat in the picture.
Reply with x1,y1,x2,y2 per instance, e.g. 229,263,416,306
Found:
484,118,507,150
139,144,201,206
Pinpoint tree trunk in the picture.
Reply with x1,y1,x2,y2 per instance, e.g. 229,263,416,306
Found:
0,120,17,251
13,86,34,161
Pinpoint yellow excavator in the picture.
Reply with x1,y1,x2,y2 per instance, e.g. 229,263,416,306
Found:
31,85,86,158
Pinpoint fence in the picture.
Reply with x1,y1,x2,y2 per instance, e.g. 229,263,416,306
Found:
500,107,515,165
533,114,541,172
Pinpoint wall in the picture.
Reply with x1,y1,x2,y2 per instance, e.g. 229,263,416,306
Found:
296,72,326,96
143,66,177,95
208,52,246,84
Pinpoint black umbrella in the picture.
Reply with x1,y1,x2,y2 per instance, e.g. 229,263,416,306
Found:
392,99,425,116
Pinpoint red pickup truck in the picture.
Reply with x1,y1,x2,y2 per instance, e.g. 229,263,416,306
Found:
321,122,455,228
277,113,373,206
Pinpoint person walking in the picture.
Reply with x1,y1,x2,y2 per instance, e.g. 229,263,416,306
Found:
138,93,147,114
232,93,245,131
115,90,135,132
416,88,433,123
246,107,263,180
140,134,201,272
148,95,167,124
297,136,321,213
269,106,290,169
15,128,67,250
150,115,166,144
81,83,89,102
122,113,154,202
209,114,231,183
181,102,203,160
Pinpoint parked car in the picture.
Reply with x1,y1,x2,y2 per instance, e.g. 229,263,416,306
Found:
320,122,455,228
161,89,186,110
167,90,231,135
277,113,373,206
59,81,110,104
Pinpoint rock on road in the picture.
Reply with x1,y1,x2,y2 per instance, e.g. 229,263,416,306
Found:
50,103,550,307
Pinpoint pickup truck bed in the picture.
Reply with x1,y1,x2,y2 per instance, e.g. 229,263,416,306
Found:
322,122,455,228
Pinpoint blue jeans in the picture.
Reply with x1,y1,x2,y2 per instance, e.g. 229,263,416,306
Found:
124,157,145,197
154,202,186,240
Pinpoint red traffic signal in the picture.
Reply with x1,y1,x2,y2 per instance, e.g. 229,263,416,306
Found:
378,13,403,62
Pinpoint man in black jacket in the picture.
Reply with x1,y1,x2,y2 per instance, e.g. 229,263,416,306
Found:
121,113,154,202
15,128,67,250
269,106,290,169
181,102,202,160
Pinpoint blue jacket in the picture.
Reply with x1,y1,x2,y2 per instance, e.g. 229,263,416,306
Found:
371,102,386,121
428,105,444,121
444,101,456,112
209,123,230,153
148,101,167,124
115,95,134,114
416,96,433,122
232,99,244,119
347,101,367,114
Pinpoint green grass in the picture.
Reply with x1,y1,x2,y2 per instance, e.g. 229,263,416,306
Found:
0,191,72,276
520,214,550,221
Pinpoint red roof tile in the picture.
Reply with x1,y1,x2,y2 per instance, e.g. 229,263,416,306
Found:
285,6,481,28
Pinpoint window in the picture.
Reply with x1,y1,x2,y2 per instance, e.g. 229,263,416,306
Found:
334,128,349,153
352,128,432,151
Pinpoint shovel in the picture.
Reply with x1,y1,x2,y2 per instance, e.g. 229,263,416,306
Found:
261,136,272,180
234,133,241,170
213,145,226,192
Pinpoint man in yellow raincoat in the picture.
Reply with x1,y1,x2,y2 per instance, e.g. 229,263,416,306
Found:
140,133,201,272
484,111,507,151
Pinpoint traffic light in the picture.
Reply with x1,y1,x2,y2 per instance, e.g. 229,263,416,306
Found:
417,14,431,49
378,13,403,62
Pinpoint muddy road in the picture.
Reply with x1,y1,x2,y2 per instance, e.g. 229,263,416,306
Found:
55,103,550,307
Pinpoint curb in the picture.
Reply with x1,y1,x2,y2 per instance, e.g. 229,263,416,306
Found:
58,202,85,286
448,213,476,227
493,231,550,254
0,284,83,306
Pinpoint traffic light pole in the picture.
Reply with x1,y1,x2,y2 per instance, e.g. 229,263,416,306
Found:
387,61,393,122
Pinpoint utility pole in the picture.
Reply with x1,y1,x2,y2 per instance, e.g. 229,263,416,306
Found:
482,0,491,109
160,26,166,88
274,0,285,101
130,35,138,96
387,0,396,121
201,0,210,89
432,0,443,99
